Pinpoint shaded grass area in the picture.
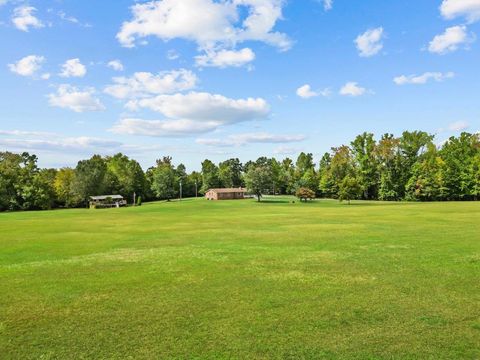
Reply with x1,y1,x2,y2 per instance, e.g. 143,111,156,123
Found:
1,198,479,359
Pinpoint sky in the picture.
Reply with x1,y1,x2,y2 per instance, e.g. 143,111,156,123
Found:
1,0,479,170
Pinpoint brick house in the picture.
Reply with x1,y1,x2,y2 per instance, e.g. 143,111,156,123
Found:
205,188,247,200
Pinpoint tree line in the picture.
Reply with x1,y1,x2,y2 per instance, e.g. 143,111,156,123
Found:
1,131,479,211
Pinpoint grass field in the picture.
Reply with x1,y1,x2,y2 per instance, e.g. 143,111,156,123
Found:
1,198,479,359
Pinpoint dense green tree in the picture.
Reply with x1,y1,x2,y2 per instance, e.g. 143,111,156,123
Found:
106,153,147,202
338,175,362,204
201,159,220,193
376,134,402,201
398,131,434,198
351,132,378,199
54,168,76,207
219,158,243,188
440,133,480,200
0,152,39,211
319,146,354,198
72,155,108,205
151,157,177,201
406,144,448,201
244,165,271,202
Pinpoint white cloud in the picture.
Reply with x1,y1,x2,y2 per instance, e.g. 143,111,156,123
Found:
116,0,292,64
167,49,180,60
296,84,317,99
339,82,368,97
126,92,270,123
110,118,220,137
48,85,105,113
57,10,91,27
355,27,384,57
8,55,45,77
296,84,330,99
196,132,306,147
12,6,44,31
274,146,298,155
440,0,480,22
448,120,469,131
322,0,333,11
428,25,474,54
111,91,270,137
104,69,197,99
195,48,255,68
107,60,124,71
60,58,87,78
394,72,455,85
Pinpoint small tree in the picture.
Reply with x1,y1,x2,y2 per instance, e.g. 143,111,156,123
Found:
244,165,271,202
295,187,316,202
338,175,362,204
136,195,142,206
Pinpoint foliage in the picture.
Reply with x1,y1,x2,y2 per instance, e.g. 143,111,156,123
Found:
1,131,480,212
151,157,177,201
295,187,316,202
244,165,271,202
338,175,362,204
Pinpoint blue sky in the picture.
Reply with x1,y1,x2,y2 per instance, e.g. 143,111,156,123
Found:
1,0,479,170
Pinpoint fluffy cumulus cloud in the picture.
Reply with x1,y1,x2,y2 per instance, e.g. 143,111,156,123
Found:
48,85,105,113
355,27,384,57
296,84,330,99
428,25,474,54
440,0,480,22
339,82,367,97
111,92,270,137
394,72,455,85
8,55,45,77
107,60,124,71
11,6,44,31
126,92,269,121
60,58,87,78
195,48,255,68
116,0,291,67
104,69,197,99
196,132,306,147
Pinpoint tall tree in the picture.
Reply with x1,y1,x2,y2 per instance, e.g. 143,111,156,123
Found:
376,134,402,201
219,158,243,188
106,153,147,202
54,168,77,207
244,165,271,202
201,159,220,193
351,132,378,199
406,143,448,201
151,157,176,201
72,155,108,205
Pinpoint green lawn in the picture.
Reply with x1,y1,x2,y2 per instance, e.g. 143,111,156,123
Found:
1,198,479,359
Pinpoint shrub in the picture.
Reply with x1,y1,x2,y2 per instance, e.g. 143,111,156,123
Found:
136,196,142,206
295,188,316,202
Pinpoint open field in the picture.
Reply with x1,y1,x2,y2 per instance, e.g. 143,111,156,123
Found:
1,198,479,359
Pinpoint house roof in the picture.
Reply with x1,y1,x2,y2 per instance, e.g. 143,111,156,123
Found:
89,195,124,200
207,188,247,193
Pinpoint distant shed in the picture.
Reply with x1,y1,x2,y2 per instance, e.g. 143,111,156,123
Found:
205,188,247,201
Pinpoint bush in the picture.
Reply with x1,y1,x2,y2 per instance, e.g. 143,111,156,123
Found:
136,196,142,206
295,188,316,202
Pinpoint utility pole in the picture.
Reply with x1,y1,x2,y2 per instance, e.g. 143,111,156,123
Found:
179,181,182,201
195,180,198,198
133,192,136,206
